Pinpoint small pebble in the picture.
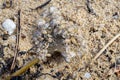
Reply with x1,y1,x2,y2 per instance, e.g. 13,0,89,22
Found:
84,72,91,79
71,37,77,45
48,38,53,42
44,23,50,29
37,19,46,28
2,19,16,35
41,30,47,34
50,6,57,13
69,51,76,58
9,35,16,42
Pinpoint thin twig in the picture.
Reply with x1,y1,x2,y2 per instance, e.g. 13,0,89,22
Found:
11,10,21,70
93,33,120,61
33,0,51,10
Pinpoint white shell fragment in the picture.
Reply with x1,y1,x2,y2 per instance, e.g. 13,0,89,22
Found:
84,72,91,79
50,6,58,13
2,19,16,35
37,19,46,28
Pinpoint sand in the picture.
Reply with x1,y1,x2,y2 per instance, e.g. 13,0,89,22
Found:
0,0,120,80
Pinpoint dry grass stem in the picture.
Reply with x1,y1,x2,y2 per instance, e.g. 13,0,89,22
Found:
93,33,120,61
7,58,39,80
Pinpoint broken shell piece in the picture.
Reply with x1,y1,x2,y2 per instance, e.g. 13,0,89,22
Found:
2,19,16,35
36,19,46,28
84,72,91,79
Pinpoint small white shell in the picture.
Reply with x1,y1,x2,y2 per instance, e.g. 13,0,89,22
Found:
84,72,91,79
2,19,16,35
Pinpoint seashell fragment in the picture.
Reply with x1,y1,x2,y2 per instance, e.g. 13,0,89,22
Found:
2,19,16,35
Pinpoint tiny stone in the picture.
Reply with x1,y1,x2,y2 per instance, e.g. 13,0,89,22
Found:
50,6,57,13
21,33,26,39
68,27,74,32
69,51,76,57
84,72,91,79
9,35,16,42
46,53,51,57
71,37,77,45
37,19,46,28
35,41,39,45
48,38,53,42
42,30,47,34
32,37,37,42
37,48,41,53
44,23,50,29
33,30,42,38
2,19,16,35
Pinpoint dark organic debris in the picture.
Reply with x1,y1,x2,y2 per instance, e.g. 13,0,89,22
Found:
46,51,64,63
10,76,22,80
0,57,18,76
0,62,5,76
2,0,13,9
0,45,4,57
18,51,26,55
55,71,63,79
113,12,119,19
21,33,26,39
86,0,96,15
2,34,9,40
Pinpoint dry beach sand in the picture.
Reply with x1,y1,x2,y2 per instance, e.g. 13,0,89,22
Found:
0,0,120,80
